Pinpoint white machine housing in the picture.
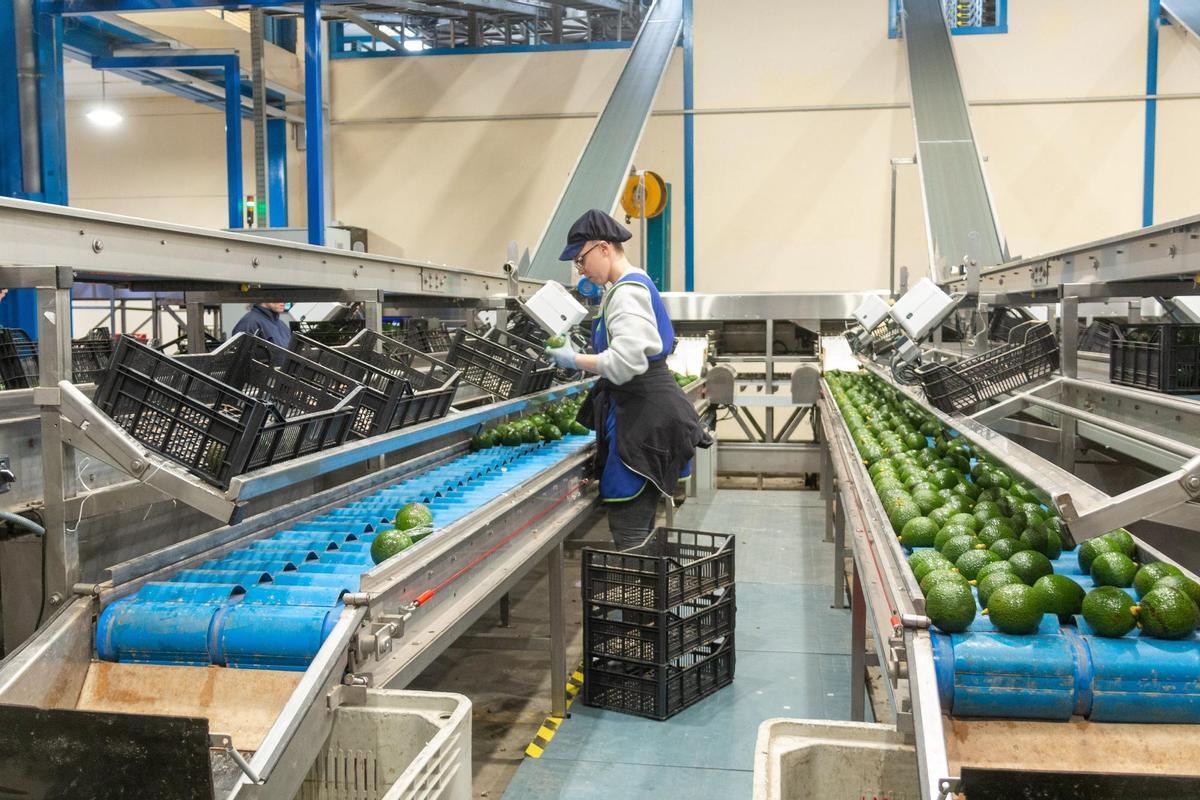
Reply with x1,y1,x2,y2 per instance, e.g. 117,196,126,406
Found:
522,280,588,337
851,294,892,331
889,278,959,341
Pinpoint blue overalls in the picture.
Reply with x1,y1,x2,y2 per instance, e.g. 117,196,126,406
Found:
591,271,689,501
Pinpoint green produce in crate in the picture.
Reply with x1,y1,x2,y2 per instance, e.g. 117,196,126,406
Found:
1078,537,1117,573
1020,525,1063,560
984,583,1044,635
539,423,563,442
1134,561,1184,598
1090,552,1138,588
1136,586,1197,639
972,501,1005,526
928,505,958,528
978,571,1024,607
934,524,973,552
1153,575,1200,608
371,528,413,565
956,548,1001,581
1082,586,1139,637
912,489,945,515
394,502,433,532
1033,574,1086,622
947,512,979,532
1008,550,1054,585
887,497,922,534
470,432,493,452
926,581,977,634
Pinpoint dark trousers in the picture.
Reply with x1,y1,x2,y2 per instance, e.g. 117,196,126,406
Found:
607,488,661,551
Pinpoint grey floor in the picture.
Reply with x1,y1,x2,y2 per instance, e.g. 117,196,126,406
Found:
498,489,856,799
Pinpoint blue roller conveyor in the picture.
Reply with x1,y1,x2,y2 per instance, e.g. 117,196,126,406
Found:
926,545,1200,724
96,434,595,671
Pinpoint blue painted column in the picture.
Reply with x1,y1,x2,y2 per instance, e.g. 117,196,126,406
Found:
303,0,325,246
34,10,67,204
682,0,695,291
266,116,288,226
1143,0,1161,227
0,0,24,197
220,60,243,229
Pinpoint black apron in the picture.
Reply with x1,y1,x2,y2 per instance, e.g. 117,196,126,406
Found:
577,360,712,497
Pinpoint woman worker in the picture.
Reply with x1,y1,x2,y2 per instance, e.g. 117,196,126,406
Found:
545,209,712,550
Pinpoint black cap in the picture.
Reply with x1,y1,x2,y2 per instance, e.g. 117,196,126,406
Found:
558,209,632,261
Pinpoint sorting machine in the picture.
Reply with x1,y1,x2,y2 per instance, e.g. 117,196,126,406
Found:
820,215,1200,799
0,196,712,798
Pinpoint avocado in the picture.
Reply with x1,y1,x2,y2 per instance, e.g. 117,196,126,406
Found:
977,571,1024,607
942,534,984,565
1008,550,1054,585
919,568,969,595
394,502,433,531
984,583,1043,634
1090,552,1138,588
955,548,1001,581
899,517,939,548
926,581,978,633
1078,537,1117,573
370,528,414,565
1033,574,1086,622
1133,561,1184,598
1102,528,1137,558
1082,586,1139,637
988,538,1028,560
1138,586,1197,639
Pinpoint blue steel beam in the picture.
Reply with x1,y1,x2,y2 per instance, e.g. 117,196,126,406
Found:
1144,0,1162,228
266,116,288,226
93,52,244,228
682,0,693,291
303,0,324,245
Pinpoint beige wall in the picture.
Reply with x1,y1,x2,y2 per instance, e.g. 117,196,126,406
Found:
64,0,1200,296
66,94,306,230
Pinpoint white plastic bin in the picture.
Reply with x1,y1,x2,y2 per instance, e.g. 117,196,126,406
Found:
296,689,472,800
753,719,919,800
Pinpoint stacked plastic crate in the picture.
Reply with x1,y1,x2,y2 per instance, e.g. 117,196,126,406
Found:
581,527,736,720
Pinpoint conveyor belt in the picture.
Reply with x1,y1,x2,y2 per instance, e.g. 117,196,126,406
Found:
902,0,1006,274
96,433,596,671
526,0,684,282
929,542,1200,725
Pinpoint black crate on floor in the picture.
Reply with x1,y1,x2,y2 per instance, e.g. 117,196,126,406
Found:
183,333,398,440
445,327,556,399
0,327,116,388
582,528,735,612
1109,324,1200,394
583,636,735,721
584,588,735,665
914,321,1059,414
289,318,365,346
95,335,363,488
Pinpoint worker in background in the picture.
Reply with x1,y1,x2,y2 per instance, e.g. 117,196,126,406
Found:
233,302,291,364
546,209,712,550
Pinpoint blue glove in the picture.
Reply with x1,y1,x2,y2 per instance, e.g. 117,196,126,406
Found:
545,342,577,369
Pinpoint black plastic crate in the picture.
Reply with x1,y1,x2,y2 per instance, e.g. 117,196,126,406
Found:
0,327,116,388
1109,324,1200,394
1079,319,1118,354
583,636,735,720
182,333,395,440
336,329,462,427
289,318,365,346
395,320,454,353
584,588,735,665
582,528,735,612
95,335,362,488
915,321,1059,414
446,327,556,399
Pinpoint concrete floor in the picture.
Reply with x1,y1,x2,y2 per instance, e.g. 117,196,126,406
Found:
408,488,855,799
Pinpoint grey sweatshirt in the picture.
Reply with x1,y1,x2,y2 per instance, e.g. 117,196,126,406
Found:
595,268,663,385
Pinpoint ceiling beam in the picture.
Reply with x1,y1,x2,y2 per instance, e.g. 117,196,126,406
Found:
338,9,404,49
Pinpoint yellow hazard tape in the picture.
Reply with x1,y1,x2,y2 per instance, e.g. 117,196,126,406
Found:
524,666,585,758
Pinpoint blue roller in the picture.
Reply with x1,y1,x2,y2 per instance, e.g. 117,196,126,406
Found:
242,543,322,561
1076,619,1200,723
242,584,346,606
136,582,246,603
931,617,1079,721
203,556,298,574
211,604,343,670
315,552,373,566
269,530,355,545
171,569,272,586
299,562,367,575
295,520,375,533
97,589,238,666
272,572,360,591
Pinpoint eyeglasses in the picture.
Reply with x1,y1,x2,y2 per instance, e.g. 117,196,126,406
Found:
573,242,602,268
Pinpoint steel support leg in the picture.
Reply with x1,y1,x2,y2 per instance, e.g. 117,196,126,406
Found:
499,592,510,628
1057,295,1079,471
823,445,835,544
832,488,847,609
850,561,867,722
548,542,567,718
184,295,206,355
37,284,74,624
764,319,775,442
